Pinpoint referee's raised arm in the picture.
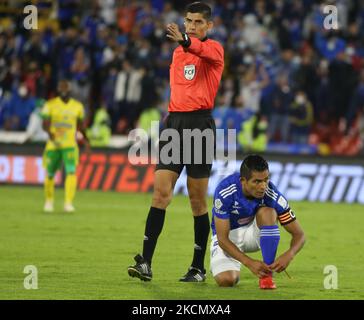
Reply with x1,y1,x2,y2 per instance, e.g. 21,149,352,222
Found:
166,22,224,65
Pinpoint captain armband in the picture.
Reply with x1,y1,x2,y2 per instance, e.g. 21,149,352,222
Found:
278,209,296,225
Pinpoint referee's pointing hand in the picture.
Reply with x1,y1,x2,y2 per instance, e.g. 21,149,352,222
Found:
166,23,184,42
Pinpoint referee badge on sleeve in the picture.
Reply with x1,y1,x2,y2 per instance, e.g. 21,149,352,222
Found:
184,64,195,80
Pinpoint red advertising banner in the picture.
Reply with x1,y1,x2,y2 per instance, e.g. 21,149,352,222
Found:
2,151,364,204
0,153,154,192
0,155,62,185
76,154,155,192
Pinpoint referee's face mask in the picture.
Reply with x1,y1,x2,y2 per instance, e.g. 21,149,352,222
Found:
184,12,213,40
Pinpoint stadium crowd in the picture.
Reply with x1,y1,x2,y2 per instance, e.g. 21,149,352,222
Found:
0,0,363,155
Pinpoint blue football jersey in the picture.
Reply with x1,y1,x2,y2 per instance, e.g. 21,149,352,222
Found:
211,172,296,235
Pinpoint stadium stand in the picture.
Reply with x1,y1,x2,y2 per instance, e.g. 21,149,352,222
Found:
0,0,363,155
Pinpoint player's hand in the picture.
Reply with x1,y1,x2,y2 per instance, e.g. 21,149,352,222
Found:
269,251,293,273
49,132,61,147
245,259,271,278
83,139,91,156
49,132,56,141
166,23,183,42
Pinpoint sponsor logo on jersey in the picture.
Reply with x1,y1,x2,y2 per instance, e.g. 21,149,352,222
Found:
184,64,195,80
277,195,288,209
232,201,241,209
214,198,223,209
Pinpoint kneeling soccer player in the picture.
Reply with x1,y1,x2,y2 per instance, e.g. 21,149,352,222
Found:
210,154,305,289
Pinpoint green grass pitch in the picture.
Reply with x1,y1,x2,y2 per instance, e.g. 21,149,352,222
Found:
0,185,363,300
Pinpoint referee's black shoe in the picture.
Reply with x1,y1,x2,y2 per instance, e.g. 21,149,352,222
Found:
127,254,152,281
179,266,206,282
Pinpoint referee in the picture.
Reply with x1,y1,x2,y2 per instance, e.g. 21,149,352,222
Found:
128,2,224,282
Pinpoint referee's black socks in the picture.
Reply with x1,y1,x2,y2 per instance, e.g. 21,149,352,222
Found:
142,207,166,266
191,213,210,272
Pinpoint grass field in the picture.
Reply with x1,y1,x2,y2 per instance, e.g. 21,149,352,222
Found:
0,185,364,300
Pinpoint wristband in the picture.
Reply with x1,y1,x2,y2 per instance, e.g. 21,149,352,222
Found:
178,33,191,48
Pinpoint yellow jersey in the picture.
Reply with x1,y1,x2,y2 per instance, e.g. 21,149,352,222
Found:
41,97,85,150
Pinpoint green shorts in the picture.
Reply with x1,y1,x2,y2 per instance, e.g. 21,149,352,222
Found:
43,147,79,178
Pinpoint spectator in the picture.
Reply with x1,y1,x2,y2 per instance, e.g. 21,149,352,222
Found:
315,31,347,62
82,3,105,43
136,106,161,143
0,88,8,128
70,46,91,110
22,32,49,68
54,27,80,79
241,14,266,52
102,63,118,119
161,2,178,25
328,49,357,123
114,60,144,133
23,61,46,98
3,84,36,131
240,63,269,114
86,105,111,147
23,98,48,143
57,0,81,30
289,90,313,144
267,74,293,143
314,59,332,124
99,0,116,26
346,68,364,133
275,49,300,86
2,58,22,93
294,53,318,106
238,112,268,152
117,0,137,34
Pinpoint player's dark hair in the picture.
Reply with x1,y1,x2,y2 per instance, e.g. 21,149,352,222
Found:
240,154,269,180
185,2,212,21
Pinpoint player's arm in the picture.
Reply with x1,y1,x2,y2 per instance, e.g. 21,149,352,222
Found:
184,37,223,65
42,116,57,144
166,23,223,65
77,118,91,154
214,216,271,278
40,102,55,142
270,219,305,273
42,117,51,137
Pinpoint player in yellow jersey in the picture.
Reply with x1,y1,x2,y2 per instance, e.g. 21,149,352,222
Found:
41,80,90,212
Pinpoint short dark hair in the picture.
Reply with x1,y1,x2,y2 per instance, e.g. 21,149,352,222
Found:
240,154,269,180
185,2,212,21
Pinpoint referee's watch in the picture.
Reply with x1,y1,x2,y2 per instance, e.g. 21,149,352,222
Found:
178,32,191,48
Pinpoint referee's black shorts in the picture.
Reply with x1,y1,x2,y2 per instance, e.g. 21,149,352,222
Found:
156,109,216,179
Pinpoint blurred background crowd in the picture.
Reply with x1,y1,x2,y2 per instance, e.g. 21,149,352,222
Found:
0,0,363,155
